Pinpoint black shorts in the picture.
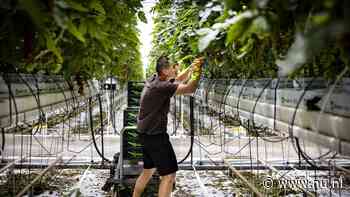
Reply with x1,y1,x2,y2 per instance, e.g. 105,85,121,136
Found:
139,133,178,176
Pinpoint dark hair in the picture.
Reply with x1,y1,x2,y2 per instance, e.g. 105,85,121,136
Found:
156,55,170,75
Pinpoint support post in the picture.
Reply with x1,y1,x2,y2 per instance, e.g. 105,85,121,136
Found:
190,96,194,165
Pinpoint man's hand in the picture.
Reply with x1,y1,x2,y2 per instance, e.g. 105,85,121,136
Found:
190,57,205,81
176,57,205,95
190,57,205,72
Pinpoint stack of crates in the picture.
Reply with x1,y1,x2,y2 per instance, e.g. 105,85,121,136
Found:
113,81,164,196
122,81,144,162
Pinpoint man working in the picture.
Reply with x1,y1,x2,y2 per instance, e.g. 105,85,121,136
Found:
133,56,204,197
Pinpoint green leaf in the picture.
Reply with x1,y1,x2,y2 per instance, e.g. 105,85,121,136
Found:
89,0,106,15
179,54,194,65
78,20,87,35
55,1,69,9
18,0,46,27
225,17,251,46
310,13,330,26
66,20,85,43
224,0,240,10
276,33,308,76
53,7,68,28
87,21,107,41
65,0,89,12
46,35,63,63
25,63,36,72
51,63,62,73
95,15,106,24
237,38,255,58
138,11,147,23
198,29,219,52
99,52,111,64
247,16,270,39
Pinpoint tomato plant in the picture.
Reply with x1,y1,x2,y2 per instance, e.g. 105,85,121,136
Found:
0,0,145,82
148,0,350,79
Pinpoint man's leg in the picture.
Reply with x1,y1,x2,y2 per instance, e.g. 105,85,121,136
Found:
158,173,176,197
132,168,156,197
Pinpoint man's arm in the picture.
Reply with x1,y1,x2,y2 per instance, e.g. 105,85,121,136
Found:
175,66,192,82
175,58,204,95
175,77,200,94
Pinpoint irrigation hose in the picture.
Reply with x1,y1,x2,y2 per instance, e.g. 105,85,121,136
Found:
89,96,110,163
178,96,195,164
294,137,320,170
177,61,207,164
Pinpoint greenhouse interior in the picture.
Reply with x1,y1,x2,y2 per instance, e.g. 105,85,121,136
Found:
0,0,350,196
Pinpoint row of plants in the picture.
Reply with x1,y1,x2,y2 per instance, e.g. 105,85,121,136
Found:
148,0,350,79
6,96,98,134
0,0,145,86
0,169,62,197
229,170,303,196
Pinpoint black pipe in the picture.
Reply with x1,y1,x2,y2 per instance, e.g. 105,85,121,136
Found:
294,137,320,170
178,96,194,165
0,128,4,155
273,78,280,131
190,96,194,165
98,94,105,165
89,96,110,163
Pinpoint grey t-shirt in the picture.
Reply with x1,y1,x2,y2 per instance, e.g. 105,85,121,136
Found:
137,74,178,135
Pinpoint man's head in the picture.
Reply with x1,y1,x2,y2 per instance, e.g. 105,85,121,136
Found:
156,55,178,80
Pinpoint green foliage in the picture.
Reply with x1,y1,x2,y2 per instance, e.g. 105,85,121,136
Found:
148,0,201,76
0,0,144,81
138,11,147,23
149,0,350,79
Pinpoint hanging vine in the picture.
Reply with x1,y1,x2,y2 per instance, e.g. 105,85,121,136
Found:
148,0,350,79
0,0,145,82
